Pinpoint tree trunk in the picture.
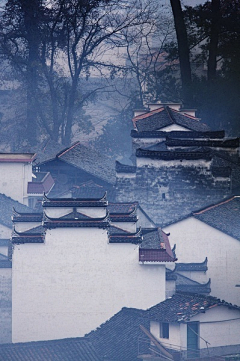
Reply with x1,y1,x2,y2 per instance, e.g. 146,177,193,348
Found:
207,0,221,81
21,0,40,146
170,0,193,107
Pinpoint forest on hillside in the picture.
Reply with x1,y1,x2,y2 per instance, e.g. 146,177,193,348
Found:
0,0,239,160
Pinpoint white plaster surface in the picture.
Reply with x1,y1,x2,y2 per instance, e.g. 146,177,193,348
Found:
44,207,106,218
191,306,240,349
14,222,42,232
137,158,211,168
164,217,240,305
150,306,240,352
0,163,32,204
12,227,166,342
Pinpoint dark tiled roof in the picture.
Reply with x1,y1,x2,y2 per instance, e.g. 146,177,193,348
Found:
139,228,176,262
0,193,33,228
27,172,54,194
174,258,208,272
87,292,240,361
42,193,108,208
0,239,9,246
43,213,109,229
108,202,138,222
166,137,240,148
70,181,110,199
87,307,149,361
57,142,115,184
108,202,137,214
133,106,211,133
175,276,211,294
193,197,240,241
11,226,45,244
147,292,240,323
108,229,142,244
12,209,43,223
131,130,225,139
136,147,212,161
115,161,136,173
0,253,11,268
0,338,100,361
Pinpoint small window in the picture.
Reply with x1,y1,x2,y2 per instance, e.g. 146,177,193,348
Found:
162,193,166,200
160,322,169,339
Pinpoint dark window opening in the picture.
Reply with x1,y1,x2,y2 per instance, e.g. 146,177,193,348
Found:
161,322,169,339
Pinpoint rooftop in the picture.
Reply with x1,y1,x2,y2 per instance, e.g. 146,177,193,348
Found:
39,141,116,185
0,193,33,228
147,292,240,322
0,153,36,163
42,192,108,208
193,196,240,241
0,338,100,361
133,106,211,133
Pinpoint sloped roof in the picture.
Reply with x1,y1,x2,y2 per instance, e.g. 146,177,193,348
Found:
0,253,11,268
147,292,240,323
87,293,240,361
139,228,176,262
193,196,240,241
55,142,116,184
71,181,110,199
133,106,211,133
42,192,108,208
0,338,100,361
27,172,54,195
87,307,149,361
0,193,33,228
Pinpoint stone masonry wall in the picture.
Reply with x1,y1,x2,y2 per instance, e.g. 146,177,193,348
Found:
116,165,231,226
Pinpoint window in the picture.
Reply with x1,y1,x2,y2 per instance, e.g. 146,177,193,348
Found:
160,322,169,339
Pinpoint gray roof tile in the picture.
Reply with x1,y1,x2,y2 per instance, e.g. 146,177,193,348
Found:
0,193,33,228
133,106,211,133
57,142,115,184
193,196,240,241
0,338,99,361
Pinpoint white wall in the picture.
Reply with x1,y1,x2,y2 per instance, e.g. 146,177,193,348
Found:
44,206,106,218
150,307,240,352
137,158,211,168
161,125,189,132
12,227,166,343
191,306,240,349
14,222,41,233
164,217,240,305
0,163,32,204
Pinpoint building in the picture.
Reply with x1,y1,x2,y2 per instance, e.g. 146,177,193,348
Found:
35,141,115,199
86,292,240,360
0,153,36,205
115,102,239,225
163,196,240,305
11,193,176,343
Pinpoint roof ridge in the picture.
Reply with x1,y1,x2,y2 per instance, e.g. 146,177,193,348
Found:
193,196,236,215
57,141,80,158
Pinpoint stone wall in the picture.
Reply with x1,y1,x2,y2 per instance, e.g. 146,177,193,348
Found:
116,164,231,226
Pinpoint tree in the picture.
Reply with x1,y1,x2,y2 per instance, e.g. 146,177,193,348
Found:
0,0,156,148
169,0,193,106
